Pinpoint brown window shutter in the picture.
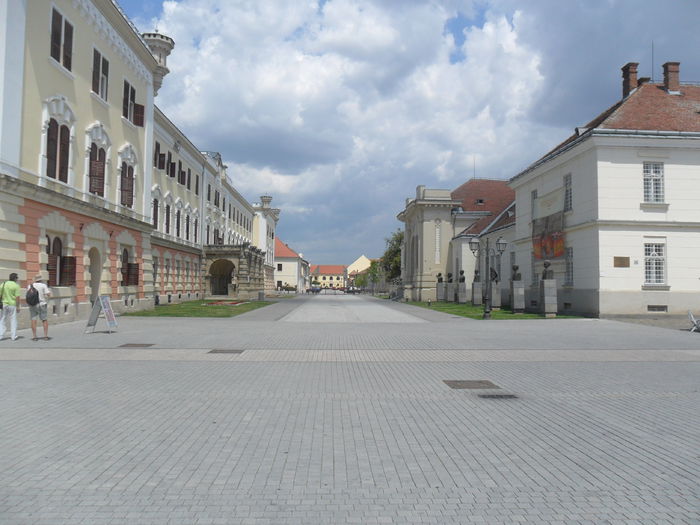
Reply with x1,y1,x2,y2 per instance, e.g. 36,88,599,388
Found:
120,162,128,206
154,142,160,167
187,169,191,190
92,49,101,93
122,81,129,118
127,166,134,207
152,199,159,228
158,153,166,170
102,57,109,93
46,119,58,179
58,125,69,183
50,10,62,62
47,254,58,287
127,263,140,286
134,103,144,127
62,21,73,70
60,256,77,286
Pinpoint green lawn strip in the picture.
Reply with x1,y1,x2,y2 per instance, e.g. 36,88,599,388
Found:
405,301,579,319
122,300,272,318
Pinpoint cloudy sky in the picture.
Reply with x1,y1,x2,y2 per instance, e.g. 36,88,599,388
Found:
119,0,700,264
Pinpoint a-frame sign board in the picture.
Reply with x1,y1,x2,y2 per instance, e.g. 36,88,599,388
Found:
85,295,119,333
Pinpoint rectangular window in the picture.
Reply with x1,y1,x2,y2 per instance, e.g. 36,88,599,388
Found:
643,162,664,203
122,80,144,126
50,9,73,71
152,199,159,229
207,184,211,202
187,168,191,190
195,175,199,195
564,247,573,286
92,49,109,100
530,189,538,220
644,242,666,284
277,263,283,271
154,142,160,168
563,173,572,212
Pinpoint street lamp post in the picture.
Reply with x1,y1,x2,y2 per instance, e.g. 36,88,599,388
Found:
469,236,507,319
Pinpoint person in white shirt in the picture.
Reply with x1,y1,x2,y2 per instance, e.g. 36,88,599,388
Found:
27,273,52,341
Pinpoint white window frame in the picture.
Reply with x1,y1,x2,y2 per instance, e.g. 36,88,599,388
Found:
563,173,572,212
644,242,666,285
564,247,574,286
643,162,664,203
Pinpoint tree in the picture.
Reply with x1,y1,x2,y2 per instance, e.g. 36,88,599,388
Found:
380,230,403,280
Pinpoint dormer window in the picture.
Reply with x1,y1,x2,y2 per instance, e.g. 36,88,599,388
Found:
475,199,485,205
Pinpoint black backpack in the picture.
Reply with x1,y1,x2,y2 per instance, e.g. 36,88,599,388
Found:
26,284,40,306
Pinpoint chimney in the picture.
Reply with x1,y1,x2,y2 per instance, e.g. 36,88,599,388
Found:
621,62,638,98
663,62,680,93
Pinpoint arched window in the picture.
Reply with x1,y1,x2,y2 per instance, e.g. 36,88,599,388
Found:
121,248,129,286
185,215,190,241
164,204,171,234
194,218,198,243
46,119,70,182
152,199,159,229
88,143,106,196
175,210,181,237
120,162,134,207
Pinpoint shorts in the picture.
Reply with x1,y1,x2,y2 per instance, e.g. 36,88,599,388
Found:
29,304,48,321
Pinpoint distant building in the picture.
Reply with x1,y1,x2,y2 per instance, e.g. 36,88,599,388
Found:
310,265,348,289
397,181,514,301
274,238,309,292
509,61,700,316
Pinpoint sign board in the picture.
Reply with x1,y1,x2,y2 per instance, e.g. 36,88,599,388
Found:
85,295,118,333
532,211,565,260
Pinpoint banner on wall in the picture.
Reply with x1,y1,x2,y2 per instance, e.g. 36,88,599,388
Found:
532,211,565,260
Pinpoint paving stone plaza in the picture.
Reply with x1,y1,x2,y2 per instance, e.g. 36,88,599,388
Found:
1,294,698,524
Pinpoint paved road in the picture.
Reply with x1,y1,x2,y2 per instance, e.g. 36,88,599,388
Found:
1,294,698,524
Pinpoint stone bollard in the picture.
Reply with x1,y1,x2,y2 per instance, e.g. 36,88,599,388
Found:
471,281,482,306
510,280,525,313
446,283,455,303
539,279,557,317
436,283,447,302
457,283,468,304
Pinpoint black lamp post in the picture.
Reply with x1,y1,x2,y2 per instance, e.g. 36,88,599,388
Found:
469,236,508,319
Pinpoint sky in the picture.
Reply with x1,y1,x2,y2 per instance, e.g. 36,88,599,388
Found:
118,0,700,265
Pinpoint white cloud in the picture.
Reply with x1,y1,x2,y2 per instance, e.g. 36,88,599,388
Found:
143,0,700,263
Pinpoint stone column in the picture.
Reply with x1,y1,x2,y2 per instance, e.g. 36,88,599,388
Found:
510,265,524,313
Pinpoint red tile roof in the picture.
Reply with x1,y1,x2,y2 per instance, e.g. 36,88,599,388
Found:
451,179,514,235
311,265,347,275
275,237,299,259
516,81,700,179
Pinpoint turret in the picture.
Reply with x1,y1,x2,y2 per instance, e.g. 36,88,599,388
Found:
142,31,175,95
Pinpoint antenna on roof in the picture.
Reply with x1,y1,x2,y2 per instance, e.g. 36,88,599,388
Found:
472,155,476,179
651,40,654,82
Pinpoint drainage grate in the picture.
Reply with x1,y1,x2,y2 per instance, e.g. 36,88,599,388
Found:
444,380,500,390
208,349,245,354
119,343,154,348
478,393,518,399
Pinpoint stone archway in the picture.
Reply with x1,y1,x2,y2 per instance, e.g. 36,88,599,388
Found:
87,247,102,303
209,259,234,296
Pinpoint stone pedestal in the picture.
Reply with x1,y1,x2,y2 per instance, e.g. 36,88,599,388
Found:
490,281,501,310
471,282,482,306
510,280,525,313
457,283,468,304
446,283,455,302
539,279,557,317
436,283,447,302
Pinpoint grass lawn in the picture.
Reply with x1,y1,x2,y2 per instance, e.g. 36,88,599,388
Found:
405,300,579,320
122,299,272,318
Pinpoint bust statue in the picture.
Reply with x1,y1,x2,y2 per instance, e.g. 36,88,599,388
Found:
458,270,465,283
541,260,553,280
447,272,453,283
473,269,480,283
436,273,443,283
511,264,521,281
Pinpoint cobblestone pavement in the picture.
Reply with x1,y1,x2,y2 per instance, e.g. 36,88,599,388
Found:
1,295,698,524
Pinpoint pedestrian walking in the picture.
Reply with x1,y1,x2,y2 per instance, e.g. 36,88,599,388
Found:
0,273,21,341
27,273,52,341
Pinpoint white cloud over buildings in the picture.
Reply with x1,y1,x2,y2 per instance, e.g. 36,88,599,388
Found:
136,0,700,262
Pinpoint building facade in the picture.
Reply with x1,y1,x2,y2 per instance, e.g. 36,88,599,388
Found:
273,237,309,292
0,0,277,327
509,61,700,316
310,265,347,289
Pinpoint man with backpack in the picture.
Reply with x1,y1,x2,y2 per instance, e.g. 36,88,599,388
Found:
0,273,21,341
27,273,51,341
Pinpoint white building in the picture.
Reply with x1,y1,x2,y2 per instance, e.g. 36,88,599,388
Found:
273,237,308,292
509,61,700,316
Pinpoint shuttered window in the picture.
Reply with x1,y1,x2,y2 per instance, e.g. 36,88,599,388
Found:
195,174,199,195
58,125,69,182
175,210,181,237
50,9,73,71
122,81,143,125
120,162,134,208
185,215,190,240
121,249,129,286
152,199,159,229
92,49,109,100
187,168,191,190
194,219,198,243
154,142,160,168
46,119,58,179
88,143,106,196
164,205,170,234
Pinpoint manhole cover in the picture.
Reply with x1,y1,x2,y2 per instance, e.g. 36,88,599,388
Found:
444,380,500,390
119,343,154,348
477,393,518,399
208,349,245,354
